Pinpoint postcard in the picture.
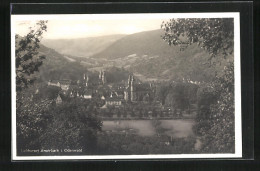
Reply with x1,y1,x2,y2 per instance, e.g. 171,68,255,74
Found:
11,13,241,160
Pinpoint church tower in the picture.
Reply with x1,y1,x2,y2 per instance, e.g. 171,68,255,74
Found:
102,71,106,84
99,70,106,84
130,75,135,101
99,70,102,79
83,73,89,87
127,75,131,87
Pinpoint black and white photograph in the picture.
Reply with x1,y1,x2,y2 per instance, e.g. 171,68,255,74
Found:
11,13,242,160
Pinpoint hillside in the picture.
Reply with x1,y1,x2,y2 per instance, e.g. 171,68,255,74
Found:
38,44,91,82
128,43,232,82
89,29,232,82
15,35,89,82
91,29,180,59
41,34,126,58
16,35,133,84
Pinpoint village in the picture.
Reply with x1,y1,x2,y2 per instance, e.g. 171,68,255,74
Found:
47,71,194,120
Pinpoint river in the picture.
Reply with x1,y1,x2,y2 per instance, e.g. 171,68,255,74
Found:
102,119,195,138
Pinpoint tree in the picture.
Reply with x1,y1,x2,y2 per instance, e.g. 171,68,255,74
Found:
161,18,235,153
155,82,171,105
15,20,48,91
39,99,102,155
161,18,233,60
206,62,234,152
165,83,187,110
16,93,54,155
196,83,217,119
15,21,49,154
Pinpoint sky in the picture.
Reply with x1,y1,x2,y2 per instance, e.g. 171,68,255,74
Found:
13,14,172,39
12,13,239,39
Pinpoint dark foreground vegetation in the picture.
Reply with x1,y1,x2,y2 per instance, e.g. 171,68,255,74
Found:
97,133,197,155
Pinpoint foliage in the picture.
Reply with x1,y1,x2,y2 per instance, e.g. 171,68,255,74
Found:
39,60,88,81
39,98,102,155
196,83,218,119
155,82,171,105
105,67,131,83
156,82,198,112
194,63,234,153
34,85,61,100
97,133,196,155
16,83,102,155
16,20,48,91
161,18,234,59
16,89,54,154
165,82,198,111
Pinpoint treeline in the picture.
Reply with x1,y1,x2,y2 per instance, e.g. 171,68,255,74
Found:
39,61,88,81
105,66,131,83
156,82,199,114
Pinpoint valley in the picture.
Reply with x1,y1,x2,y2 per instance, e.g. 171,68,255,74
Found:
39,28,230,84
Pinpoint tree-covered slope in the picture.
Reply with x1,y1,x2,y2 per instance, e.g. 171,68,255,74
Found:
90,29,232,82
91,29,180,59
38,44,90,82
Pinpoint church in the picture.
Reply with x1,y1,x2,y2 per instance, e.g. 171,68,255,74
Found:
124,75,155,103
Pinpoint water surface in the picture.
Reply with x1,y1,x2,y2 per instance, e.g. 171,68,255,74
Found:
102,119,195,138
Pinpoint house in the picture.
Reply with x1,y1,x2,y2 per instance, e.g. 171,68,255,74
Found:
59,80,71,91
83,90,93,99
56,94,62,104
48,80,71,91
105,97,122,106
48,80,60,87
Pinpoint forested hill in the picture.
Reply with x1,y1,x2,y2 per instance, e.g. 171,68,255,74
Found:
90,29,232,82
38,43,89,82
16,35,90,82
91,29,180,59
41,34,125,58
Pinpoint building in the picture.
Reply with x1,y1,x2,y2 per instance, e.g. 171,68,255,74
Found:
48,80,71,91
124,75,155,102
83,90,93,99
56,94,62,104
77,73,89,87
83,73,89,86
99,70,106,84
104,91,123,107
124,75,135,102
105,97,122,106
